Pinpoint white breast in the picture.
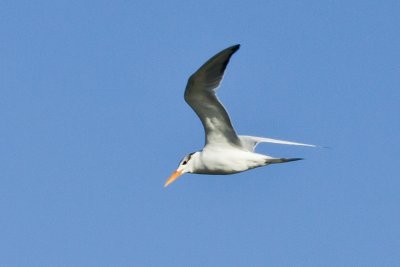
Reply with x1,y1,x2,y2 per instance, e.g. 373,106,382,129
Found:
192,146,269,174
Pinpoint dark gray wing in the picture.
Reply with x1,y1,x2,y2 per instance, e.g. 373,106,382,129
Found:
184,44,241,147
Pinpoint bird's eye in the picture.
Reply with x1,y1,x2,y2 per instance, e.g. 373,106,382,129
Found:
182,160,187,165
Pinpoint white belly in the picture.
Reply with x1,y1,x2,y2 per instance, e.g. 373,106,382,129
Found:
192,147,269,174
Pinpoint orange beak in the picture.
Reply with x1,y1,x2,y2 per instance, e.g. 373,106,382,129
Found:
164,170,183,187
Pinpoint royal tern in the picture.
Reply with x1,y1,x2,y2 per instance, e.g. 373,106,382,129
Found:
165,44,315,187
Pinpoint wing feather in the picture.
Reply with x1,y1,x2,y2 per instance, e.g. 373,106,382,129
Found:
239,135,317,152
184,44,241,147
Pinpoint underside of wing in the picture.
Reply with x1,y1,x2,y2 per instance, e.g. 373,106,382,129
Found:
184,45,241,147
239,135,317,152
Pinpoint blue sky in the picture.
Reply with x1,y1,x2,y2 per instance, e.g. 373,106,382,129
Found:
1,0,399,266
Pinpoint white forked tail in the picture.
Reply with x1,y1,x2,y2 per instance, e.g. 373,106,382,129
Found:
239,135,316,152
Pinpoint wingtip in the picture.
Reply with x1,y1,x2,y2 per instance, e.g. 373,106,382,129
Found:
287,158,304,162
231,44,240,52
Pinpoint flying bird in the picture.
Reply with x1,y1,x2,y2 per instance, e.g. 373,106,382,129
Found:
165,44,315,187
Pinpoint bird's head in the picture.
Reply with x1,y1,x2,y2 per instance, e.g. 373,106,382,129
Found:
164,152,197,187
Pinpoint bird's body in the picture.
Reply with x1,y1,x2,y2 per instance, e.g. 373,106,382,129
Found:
187,148,269,175
165,44,315,187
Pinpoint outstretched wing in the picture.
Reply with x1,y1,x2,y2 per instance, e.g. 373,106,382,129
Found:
239,135,317,152
184,44,241,147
